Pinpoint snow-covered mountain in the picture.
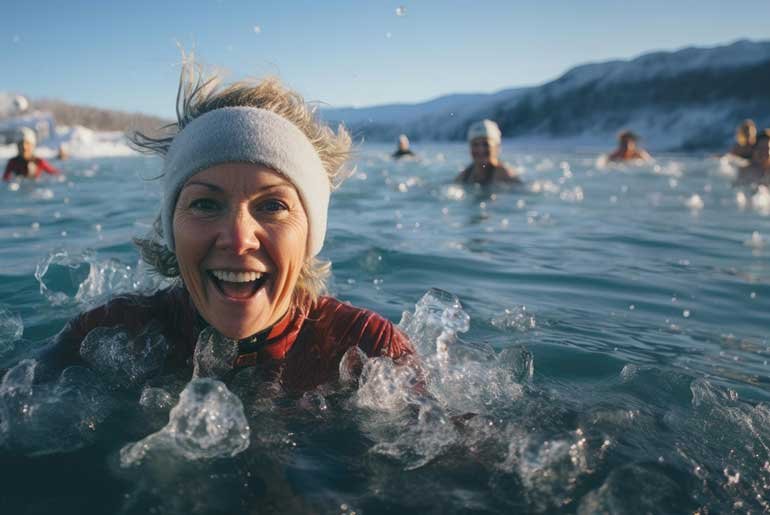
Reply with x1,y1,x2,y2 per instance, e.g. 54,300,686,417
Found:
323,39,770,151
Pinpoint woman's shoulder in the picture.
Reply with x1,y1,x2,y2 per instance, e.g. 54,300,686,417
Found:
306,296,413,358
64,287,191,341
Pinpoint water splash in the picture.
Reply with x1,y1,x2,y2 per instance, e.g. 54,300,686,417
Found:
79,323,169,388
120,378,250,466
0,306,23,356
355,289,533,469
35,249,170,307
0,360,112,454
491,306,536,332
192,327,238,379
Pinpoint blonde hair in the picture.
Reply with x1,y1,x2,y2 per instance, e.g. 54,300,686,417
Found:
132,59,352,302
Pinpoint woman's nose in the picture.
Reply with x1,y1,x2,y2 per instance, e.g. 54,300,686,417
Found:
217,207,261,255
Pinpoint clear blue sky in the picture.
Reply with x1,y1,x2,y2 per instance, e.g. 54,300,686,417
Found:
2,0,768,118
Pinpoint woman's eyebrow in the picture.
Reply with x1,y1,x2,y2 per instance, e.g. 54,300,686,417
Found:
182,180,223,192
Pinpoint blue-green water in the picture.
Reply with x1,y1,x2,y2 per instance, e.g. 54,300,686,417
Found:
1,143,769,514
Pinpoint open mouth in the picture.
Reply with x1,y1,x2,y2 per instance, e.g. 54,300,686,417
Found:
208,270,268,300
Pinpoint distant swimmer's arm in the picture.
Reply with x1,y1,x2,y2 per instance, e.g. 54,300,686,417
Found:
38,158,60,175
638,150,652,161
500,165,523,184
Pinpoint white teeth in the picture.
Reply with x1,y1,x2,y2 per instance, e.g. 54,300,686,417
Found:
211,270,263,283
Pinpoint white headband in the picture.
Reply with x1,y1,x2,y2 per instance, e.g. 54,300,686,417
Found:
161,107,330,256
467,119,501,146
19,127,36,146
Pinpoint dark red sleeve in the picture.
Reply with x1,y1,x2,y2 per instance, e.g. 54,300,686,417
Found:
3,159,13,181
36,158,60,175
33,297,143,380
354,311,414,359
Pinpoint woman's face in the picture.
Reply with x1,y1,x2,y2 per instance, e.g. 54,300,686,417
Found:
470,137,498,166
173,164,309,339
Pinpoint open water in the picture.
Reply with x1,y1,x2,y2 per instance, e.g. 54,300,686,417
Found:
0,142,769,514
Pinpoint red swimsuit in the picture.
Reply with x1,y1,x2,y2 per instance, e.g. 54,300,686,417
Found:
35,287,413,391
3,156,60,181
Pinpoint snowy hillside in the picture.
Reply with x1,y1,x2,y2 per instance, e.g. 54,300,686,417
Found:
323,39,770,151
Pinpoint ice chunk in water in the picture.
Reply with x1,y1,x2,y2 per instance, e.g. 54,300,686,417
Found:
0,360,112,454
80,324,168,387
192,327,239,379
0,306,23,356
120,378,250,465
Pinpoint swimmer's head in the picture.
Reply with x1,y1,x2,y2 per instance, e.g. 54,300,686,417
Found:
467,119,501,146
131,58,352,302
618,130,638,151
739,119,757,146
467,120,502,167
398,134,410,151
17,127,36,159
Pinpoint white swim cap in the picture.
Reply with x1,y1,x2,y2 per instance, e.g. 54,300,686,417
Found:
13,95,29,113
161,106,331,257
467,119,501,145
398,134,409,145
18,127,36,146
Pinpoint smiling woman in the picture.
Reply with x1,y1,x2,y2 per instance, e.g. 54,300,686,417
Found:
30,62,414,391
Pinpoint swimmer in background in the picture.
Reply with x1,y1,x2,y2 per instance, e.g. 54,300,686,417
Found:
736,129,770,186
607,130,652,162
729,119,757,160
57,143,69,161
455,119,521,185
392,134,415,159
3,127,61,181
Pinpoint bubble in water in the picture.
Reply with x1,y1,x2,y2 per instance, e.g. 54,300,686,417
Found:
744,231,766,249
752,185,770,214
0,306,23,355
299,391,328,414
685,194,704,210
120,378,250,465
192,327,239,379
79,323,169,388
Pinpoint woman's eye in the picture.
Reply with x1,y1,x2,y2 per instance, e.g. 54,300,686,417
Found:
189,198,221,212
260,199,288,212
